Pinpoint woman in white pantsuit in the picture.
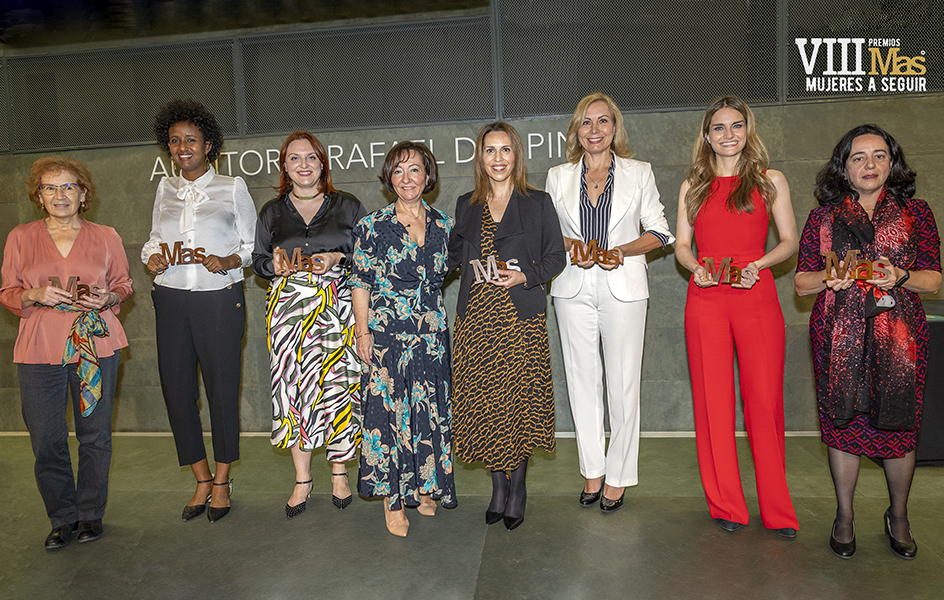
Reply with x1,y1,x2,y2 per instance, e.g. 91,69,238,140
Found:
547,93,674,512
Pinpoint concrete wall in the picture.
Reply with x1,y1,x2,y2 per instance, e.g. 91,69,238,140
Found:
2,95,942,433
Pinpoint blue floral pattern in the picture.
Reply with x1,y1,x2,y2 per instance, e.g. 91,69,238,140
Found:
351,202,457,509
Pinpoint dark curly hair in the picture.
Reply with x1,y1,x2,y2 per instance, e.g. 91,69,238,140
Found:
379,141,438,195
153,99,224,163
814,124,916,207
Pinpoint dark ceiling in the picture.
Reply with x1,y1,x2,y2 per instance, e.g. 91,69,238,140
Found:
0,0,489,48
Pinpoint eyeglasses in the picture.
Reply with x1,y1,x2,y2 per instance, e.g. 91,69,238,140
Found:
38,183,83,197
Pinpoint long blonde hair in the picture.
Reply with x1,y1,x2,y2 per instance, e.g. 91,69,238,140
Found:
564,93,634,164
683,95,776,225
469,122,533,206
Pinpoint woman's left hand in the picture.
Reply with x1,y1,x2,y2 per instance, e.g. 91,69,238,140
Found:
867,256,900,291
75,285,117,311
489,268,527,288
732,262,760,289
597,246,625,271
202,254,238,273
311,252,342,275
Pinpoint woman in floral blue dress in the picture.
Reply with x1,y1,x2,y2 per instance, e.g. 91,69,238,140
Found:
351,141,456,537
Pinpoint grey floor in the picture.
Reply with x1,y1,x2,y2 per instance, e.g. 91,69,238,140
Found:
2,434,944,600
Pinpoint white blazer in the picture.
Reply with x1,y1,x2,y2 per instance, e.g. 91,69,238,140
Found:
546,155,674,302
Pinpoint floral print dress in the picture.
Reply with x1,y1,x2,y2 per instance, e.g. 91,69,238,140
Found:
351,202,457,509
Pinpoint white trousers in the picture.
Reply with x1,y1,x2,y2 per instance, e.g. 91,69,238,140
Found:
555,268,647,488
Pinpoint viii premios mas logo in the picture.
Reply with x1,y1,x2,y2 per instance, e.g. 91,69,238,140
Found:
795,37,927,94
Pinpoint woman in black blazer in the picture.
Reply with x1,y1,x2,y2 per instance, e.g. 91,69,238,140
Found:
449,122,566,530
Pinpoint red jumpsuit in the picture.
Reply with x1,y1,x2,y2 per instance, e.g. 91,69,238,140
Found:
684,176,799,529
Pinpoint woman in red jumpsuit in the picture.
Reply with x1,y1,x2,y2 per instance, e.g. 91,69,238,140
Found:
675,96,800,536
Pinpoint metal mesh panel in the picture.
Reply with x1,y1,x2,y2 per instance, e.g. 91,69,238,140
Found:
7,41,237,152
0,62,8,152
498,0,779,118
240,15,494,135
787,0,944,100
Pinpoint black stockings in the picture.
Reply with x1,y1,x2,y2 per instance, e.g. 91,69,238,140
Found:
505,458,529,520
488,470,509,514
827,446,916,543
882,450,916,542
827,447,860,543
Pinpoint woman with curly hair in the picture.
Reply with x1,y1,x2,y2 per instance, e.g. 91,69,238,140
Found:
675,95,799,536
142,99,256,523
2,157,132,548
252,132,366,518
796,125,940,559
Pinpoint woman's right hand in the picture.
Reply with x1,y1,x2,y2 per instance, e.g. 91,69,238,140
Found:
824,261,855,292
24,285,73,307
693,265,719,288
564,236,595,269
147,253,169,275
355,332,373,363
272,246,294,277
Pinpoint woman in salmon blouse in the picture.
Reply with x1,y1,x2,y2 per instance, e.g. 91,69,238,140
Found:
1,157,132,549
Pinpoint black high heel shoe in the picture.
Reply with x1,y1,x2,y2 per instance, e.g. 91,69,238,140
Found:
207,479,233,524
600,491,625,513
182,478,214,521
579,489,602,507
829,519,855,559
286,479,313,519
503,513,524,531
332,473,352,509
884,508,917,560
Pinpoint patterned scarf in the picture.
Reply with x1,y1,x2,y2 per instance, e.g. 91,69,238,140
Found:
56,304,111,417
819,190,919,430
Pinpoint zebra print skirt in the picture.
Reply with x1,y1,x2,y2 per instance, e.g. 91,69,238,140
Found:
266,269,362,461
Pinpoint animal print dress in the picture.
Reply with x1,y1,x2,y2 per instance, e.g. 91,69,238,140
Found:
452,210,556,471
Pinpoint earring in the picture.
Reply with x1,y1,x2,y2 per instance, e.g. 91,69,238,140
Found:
80,200,88,210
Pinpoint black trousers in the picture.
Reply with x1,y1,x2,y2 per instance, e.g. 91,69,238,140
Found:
152,284,245,466
19,352,121,528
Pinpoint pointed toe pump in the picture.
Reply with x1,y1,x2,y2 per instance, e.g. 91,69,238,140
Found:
207,479,233,524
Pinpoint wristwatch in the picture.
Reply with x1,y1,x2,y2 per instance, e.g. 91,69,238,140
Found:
894,269,910,288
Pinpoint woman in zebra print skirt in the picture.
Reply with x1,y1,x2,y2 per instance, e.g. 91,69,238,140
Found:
253,131,367,518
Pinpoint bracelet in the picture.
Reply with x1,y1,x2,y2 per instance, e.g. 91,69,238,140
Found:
356,331,372,339
109,292,119,306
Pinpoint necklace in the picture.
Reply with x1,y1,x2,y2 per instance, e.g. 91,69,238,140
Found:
586,155,612,189
293,190,321,200
397,202,424,228
488,192,510,204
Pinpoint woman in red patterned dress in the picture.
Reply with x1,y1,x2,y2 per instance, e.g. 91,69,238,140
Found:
796,125,941,560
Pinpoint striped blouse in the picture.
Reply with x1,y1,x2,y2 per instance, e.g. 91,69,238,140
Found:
579,156,615,250
579,154,671,250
